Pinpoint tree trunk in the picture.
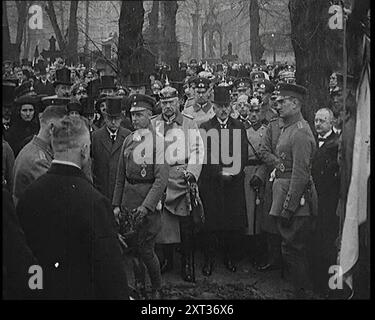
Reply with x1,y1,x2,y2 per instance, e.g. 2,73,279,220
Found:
147,0,159,61
249,0,264,64
60,0,65,33
45,2,66,52
2,2,13,62
118,1,145,81
289,0,342,122
190,9,200,60
15,1,29,63
160,1,178,70
66,0,79,64
83,0,90,63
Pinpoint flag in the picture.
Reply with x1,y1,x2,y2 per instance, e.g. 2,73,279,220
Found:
339,36,370,291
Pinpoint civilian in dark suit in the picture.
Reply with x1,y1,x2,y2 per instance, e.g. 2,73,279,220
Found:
92,97,131,200
33,68,55,96
199,86,248,275
311,108,340,297
16,116,129,299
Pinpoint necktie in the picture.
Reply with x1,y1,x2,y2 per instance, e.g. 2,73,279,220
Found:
220,123,227,129
110,133,116,144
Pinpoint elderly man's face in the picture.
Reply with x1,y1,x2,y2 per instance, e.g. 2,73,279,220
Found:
161,98,179,117
213,103,231,121
315,109,333,136
56,84,71,97
104,114,122,131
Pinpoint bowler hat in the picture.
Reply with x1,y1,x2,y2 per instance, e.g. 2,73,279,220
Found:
104,97,123,117
128,94,155,113
213,86,231,105
53,68,72,87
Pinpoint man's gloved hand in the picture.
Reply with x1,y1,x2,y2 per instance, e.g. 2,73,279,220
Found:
280,209,294,228
184,171,196,184
249,175,263,189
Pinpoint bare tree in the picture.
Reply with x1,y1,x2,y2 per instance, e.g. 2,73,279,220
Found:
249,0,265,63
159,1,179,69
118,1,145,80
45,0,79,63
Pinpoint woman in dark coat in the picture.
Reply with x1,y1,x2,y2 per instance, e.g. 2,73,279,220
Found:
7,95,40,156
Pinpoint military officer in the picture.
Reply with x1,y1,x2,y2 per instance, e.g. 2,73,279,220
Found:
269,83,318,298
256,79,277,124
233,77,252,97
183,77,215,126
243,98,268,265
112,94,169,299
151,82,204,282
12,105,67,205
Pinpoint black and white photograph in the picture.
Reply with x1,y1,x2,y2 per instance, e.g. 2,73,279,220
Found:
2,0,370,303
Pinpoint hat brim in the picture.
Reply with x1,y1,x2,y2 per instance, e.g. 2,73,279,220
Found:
130,106,147,112
53,81,72,87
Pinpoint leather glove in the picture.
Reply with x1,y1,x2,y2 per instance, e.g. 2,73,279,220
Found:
280,209,294,228
184,171,196,184
249,175,263,189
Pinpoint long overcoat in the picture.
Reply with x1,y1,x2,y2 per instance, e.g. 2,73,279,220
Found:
91,126,131,200
199,117,248,231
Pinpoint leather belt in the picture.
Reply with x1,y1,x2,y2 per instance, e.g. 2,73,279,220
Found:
246,159,263,166
275,170,292,179
126,177,155,185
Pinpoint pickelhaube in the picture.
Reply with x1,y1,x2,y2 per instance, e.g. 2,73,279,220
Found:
159,77,178,101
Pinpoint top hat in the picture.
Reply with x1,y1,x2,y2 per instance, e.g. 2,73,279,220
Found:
213,86,231,106
3,81,17,107
99,75,117,90
53,68,72,87
104,96,123,117
81,97,95,116
87,79,101,99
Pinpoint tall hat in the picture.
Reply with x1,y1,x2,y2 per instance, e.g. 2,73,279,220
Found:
98,75,117,90
86,79,101,99
53,67,72,87
3,80,17,107
104,96,123,117
213,86,231,105
127,72,149,87
81,97,95,117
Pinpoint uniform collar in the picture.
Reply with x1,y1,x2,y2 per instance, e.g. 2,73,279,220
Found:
162,111,183,125
52,159,81,170
32,136,53,158
282,112,304,128
318,129,333,140
250,121,262,131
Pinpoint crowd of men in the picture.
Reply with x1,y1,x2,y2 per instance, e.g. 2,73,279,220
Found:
3,56,352,300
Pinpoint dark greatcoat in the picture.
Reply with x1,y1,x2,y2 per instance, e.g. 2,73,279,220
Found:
33,79,55,96
16,163,129,299
310,131,340,290
91,126,131,201
199,117,248,231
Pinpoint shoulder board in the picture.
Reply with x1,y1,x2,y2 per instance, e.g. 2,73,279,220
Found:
150,114,160,120
38,150,47,161
297,121,304,129
182,112,194,120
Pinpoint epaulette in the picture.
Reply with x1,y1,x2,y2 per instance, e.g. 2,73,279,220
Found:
297,121,304,129
182,112,194,120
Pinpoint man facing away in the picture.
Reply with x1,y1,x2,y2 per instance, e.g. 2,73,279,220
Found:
16,116,129,299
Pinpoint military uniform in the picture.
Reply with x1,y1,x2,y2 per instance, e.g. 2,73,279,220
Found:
13,136,53,205
183,100,215,126
112,94,169,297
269,83,318,296
244,122,268,236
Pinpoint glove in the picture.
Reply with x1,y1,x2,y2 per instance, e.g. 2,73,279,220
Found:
280,209,294,228
249,175,263,189
184,171,196,184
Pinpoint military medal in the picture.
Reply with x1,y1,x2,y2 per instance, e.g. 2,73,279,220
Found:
279,163,285,172
255,196,261,206
141,165,147,178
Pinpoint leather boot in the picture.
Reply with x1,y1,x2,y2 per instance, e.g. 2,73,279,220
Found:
181,253,195,282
